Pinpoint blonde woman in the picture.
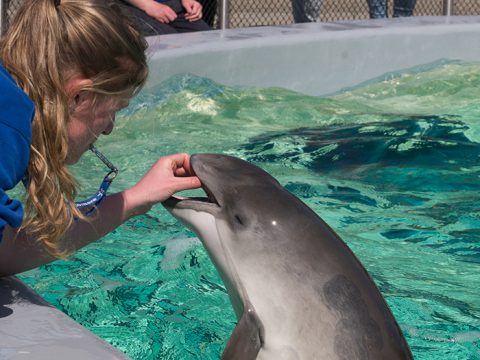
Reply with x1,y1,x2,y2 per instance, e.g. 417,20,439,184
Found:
0,0,201,276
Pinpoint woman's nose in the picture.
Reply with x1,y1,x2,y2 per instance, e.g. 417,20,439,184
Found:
102,115,115,135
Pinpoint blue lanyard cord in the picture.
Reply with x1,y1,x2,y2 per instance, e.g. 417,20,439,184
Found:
75,145,118,216
21,146,118,217
75,170,116,215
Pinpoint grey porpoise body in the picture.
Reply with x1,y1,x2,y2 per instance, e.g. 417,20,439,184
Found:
163,154,412,360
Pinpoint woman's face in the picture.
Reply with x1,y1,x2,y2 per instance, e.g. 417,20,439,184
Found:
66,92,130,165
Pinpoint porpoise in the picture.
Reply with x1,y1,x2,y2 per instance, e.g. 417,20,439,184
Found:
163,153,412,360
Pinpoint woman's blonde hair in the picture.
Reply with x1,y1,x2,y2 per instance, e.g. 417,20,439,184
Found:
0,0,148,257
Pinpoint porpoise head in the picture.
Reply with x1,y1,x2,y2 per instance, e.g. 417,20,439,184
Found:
162,153,303,317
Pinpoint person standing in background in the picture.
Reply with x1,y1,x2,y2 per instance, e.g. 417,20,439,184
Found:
367,0,416,18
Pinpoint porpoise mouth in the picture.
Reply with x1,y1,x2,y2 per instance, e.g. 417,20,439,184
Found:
162,179,220,210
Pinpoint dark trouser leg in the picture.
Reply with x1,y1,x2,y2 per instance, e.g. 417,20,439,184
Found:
163,0,211,33
292,0,322,23
115,1,178,36
393,0,416,17
198,0,217,27
116,0,210,36
367,0,387,18
168,16,211,32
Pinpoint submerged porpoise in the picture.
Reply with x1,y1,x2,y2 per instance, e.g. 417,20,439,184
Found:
163,154,412,360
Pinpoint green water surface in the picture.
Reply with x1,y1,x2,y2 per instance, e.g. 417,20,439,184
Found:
20,61,480,359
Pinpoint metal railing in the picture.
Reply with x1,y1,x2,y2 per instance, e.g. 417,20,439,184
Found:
0,0,479,34
217,0,478,29
0,0,4,35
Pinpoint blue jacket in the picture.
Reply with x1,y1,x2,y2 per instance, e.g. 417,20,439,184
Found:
0,63,35,241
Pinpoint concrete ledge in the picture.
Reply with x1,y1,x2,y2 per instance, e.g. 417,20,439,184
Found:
146,16,480,95
0,276,130,360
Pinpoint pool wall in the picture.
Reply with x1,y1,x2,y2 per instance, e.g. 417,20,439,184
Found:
3,16,480,359
0,276,130,359
146,16,480,95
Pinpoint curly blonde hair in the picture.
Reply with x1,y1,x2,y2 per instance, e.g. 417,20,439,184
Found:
0,0,148,257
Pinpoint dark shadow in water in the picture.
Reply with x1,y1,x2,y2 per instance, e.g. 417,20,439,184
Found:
242,115,479,173
238,115,480,263
241,115,480,192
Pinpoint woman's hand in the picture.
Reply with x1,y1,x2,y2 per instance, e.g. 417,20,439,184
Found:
0,154,200,276
144,1,177,23
181,0,203,22
123,153,201,216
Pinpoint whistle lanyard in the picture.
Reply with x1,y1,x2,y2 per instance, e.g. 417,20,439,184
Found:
75,145,118,215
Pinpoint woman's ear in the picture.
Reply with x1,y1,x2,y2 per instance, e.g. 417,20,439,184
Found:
65,76,93,112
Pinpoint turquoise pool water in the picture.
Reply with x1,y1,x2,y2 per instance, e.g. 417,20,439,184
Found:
20,61,480,359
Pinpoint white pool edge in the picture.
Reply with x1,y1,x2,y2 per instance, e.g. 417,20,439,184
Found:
0,276,130,359
145,16,480,96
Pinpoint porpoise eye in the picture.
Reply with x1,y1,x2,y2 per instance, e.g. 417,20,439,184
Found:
234,215,244,226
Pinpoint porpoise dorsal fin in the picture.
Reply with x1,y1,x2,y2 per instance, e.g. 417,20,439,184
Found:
221,301,263,360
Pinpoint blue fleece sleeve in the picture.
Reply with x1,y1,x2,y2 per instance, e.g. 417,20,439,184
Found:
0,64,34,242
0,122,31,241
0,190,24,236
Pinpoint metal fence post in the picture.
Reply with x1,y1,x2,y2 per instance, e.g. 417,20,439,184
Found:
442,0,453,16
0,0,5,35
218,0,230,29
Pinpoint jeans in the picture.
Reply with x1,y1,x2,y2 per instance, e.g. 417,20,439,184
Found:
117,0,210,36
292,0,322,23
367,0,416,18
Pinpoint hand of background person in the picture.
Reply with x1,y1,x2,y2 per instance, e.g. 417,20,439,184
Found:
181,0,203,22
123,153,201,215
143,1,177,23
